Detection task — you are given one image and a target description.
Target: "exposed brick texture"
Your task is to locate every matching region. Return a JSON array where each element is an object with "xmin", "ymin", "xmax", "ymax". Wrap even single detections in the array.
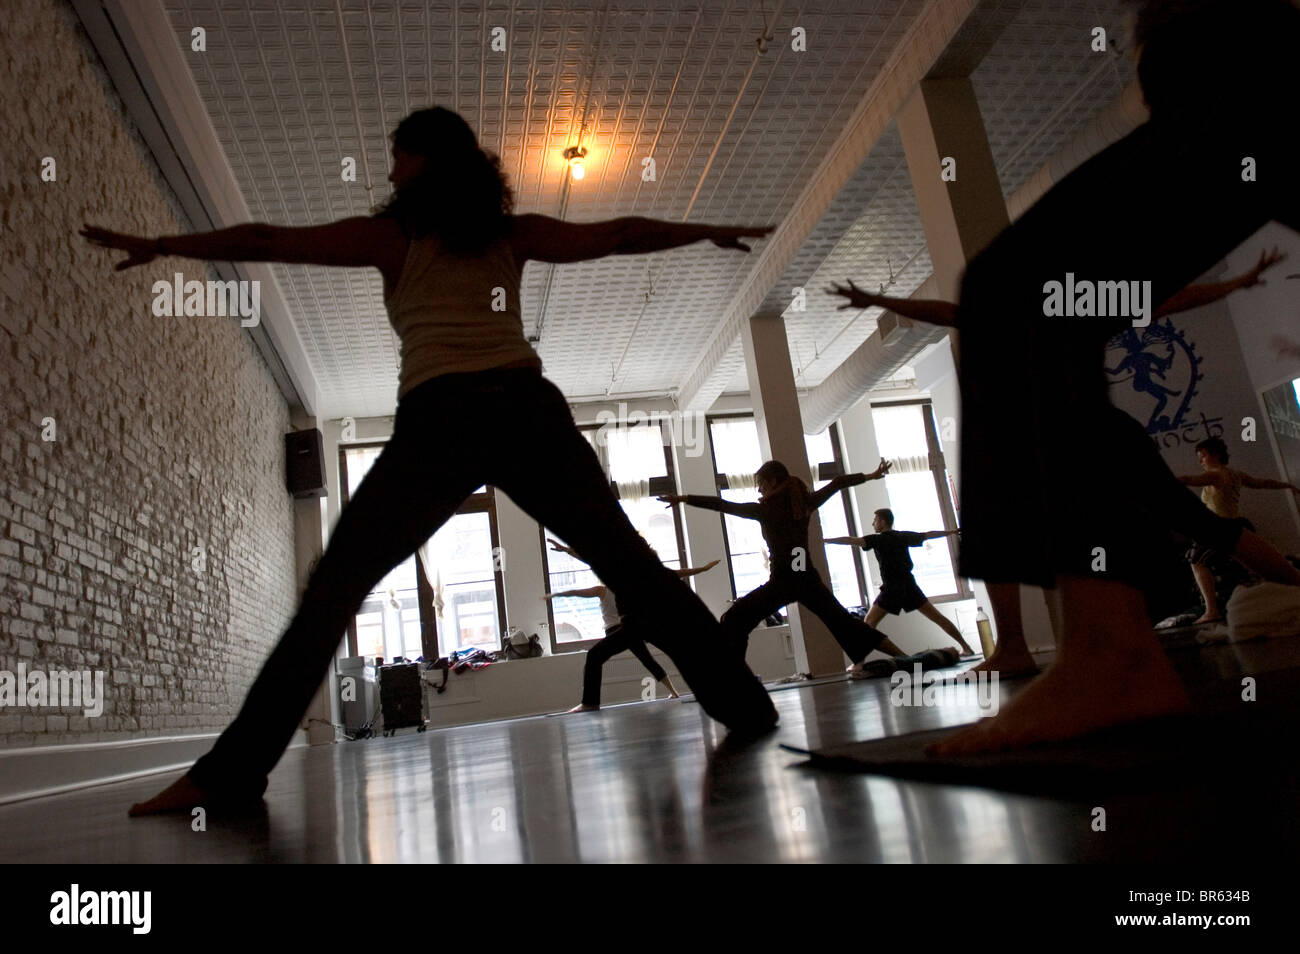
[{"xmin": 0, "ymin": 0, "xmax": 297, "ymax": 745}]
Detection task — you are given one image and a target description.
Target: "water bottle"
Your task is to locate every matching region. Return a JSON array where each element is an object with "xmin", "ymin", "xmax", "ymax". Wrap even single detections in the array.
[{"xmin": 976, "ymin": 606, "xmax": 995, "ymax": 658}]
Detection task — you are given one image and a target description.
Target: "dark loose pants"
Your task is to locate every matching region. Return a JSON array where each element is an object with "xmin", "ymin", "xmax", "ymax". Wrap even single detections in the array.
[
  {"xmin": 190, "ymin": 368, "xmax": 774, "ymax": 798},
  {"xmin": 720, "ymin": 570, "xmax": 886, "ymax": 666},
  {"xmin": 581, "ymin": 619, "xmax": 667, "ymax": 708},
  {"xmin": 955, "ymin": 110, "xmax": 1295, "ymax": 587}
]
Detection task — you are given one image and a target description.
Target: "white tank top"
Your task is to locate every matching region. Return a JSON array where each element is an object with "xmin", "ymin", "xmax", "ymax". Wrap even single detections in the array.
[
  {"xmin": 598, "ymin": 589, "xmax": 623, "ymax": 630},
  {"xmin": 384, "ymin": 233, "xmax": 542, "ymax": 398}
]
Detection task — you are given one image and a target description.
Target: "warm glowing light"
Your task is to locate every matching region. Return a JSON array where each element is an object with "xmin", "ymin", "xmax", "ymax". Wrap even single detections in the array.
[{"xmin": 562, "ymin": 145, "xmax": 588, "ymax": 182}]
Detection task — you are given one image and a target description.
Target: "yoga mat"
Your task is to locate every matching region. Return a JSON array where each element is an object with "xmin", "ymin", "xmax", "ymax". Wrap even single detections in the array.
[
  {"xmin": 782, "ymin": 705, "xmax": 1300, "ymax": 799},
  {"xmin": 764, "ymin": 673, "xmax": 853, "ymax": 693}
]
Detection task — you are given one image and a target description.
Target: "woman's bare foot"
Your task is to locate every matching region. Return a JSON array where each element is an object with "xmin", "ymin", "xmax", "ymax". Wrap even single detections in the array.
[
  {"xmin": 928, "ymin": 645, "xmax": 1190, "ymax": 757},
  {"xmin": 129, "ymin": 774, "xmax": 212, "ymax": 816},
  {"xmin": 929, "ymin": 575, "xmax": 1193, "ymax": 757},
  {"xmin": 1193, "ymin": 612, "xmax": 1223, "ymax": 625},
  {"xmin": 568, "ymin": 703, "xmax": 599, "ymax": 713}
]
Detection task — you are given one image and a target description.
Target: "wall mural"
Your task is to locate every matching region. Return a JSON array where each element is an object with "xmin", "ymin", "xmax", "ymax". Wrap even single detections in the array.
[{"xmin": 1105, "ymin": 319, "xmax": 1221, "ymax": 448}]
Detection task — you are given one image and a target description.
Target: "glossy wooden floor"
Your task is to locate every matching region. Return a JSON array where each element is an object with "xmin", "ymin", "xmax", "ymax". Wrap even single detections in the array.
[{"xmin": 3, "ymin": 639, "xmax": 1297, "ymax": 863}]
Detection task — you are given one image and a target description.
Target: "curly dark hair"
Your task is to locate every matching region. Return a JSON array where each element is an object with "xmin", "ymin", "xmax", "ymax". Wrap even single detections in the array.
[
  {"xmin": 1195, "ymin": 436, "xmax": 1230, "ymax": 464},
  {"xmin": 376, "ymin": 107, "xmax": 515, "ymax": 256}
]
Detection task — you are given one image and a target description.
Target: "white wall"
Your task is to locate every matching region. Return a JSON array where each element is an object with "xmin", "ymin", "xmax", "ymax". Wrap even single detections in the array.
[
  {"xmin": 1224, "ymin": 223, "xmax": 1300, "ymax": 553},
  {"xmin": 1106, "ymin": 251, "xmax": 1300, "ymax": 556}
]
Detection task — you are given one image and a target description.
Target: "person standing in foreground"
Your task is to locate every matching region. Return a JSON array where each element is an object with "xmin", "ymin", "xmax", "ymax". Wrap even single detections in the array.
[{"xmin": 83, "ymin": 106, "xmax": 779, "ymax": 814}]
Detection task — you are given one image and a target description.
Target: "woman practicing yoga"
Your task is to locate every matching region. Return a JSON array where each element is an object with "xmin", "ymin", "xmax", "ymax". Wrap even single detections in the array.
[
  {"xmin": 1177, "ymin": 437, "xmax": 1300, "ymax": 623},
  {"xmin": 841, "ymin": 0, "xmax": 1300, "ymax": 755},
  {"xmin": 659, "ymin": 460, "xmax": 896, "ymax": 666},
  {"xmin": 82, "ymin": 106, "xmax": 779, "ymax": 814},
  {"xmin": 542, "ymin": 538, "xmax": 720, "ymax": 710},
  {"xmin": 827, "ymin": 246, "xmax": 1287, "ymax": 678}
]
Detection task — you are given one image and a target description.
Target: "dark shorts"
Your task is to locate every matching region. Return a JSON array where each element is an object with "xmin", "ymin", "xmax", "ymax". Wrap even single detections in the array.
[
  {"xmin": 1186, "ymin": 518, "xmax": 1253, "ymax": 566},
  {"xmin": 874, "ymin": 581, "xmax": 928, "ymax": 615}
]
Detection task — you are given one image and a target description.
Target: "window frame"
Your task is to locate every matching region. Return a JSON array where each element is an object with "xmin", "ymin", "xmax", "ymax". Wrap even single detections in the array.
[
  {"xmin": 818, "ymin": 422, "xmax": 870, "ymax": 608},
  {"xmin": 704, "ymin": 415, "xmax": 869, "ymax": 607},
  {"xmin": 704, "ymin": 412, "xmax": 761, "ymax": 601},
  {"xmin": 867, "ymin": 397, "xmax": 971, "ymax": 602},
  {"xmin": 539, "ymin": 418, "xmax": 688, "ymax": 654},
  {"xmin": 339, "ymin": 441, "xmax": 509, "ymax": 660}
]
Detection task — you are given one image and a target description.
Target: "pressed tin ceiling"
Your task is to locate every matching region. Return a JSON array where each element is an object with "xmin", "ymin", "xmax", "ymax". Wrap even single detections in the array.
[{"xmin": 161, "ymin": 0, "xmax": 1135, "ymax": 418}]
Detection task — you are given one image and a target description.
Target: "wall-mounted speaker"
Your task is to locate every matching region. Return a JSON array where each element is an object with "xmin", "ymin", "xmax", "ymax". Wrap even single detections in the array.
[{"xmin": 285, "ymin": 428, "xmax": 327, "ymax": 498}]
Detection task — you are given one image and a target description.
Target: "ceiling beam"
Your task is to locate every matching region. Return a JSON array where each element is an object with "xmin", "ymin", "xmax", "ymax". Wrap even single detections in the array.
[{"xmin": 676, "ymin": 0, "xmax": 980, "ymax": 412}]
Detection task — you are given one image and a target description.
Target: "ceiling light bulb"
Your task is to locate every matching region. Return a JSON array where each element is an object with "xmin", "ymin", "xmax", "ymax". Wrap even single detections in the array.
[{"xmin": 563, "ymin": 145, "xmax": 588, "ymax": 182}]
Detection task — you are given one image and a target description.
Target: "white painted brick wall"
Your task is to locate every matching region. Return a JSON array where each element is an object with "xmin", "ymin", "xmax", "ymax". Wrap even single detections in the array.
[{"xmin": 0, "ymin": 0, "xmax": 298, "ymax": 745}]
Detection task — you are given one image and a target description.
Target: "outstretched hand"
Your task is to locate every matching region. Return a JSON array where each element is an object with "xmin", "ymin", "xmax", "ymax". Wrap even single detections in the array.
[
  {"xmin": 1243, "ymin": 247, "xmax": 1285, "ymax": 286},
  {"xmin": 657, "ymin": 494, "xmax": 684, "ymax": 507},
  {"xmin": 710, "ymin": 226, "xmax": 773, "ymax": 253},
  {"xmin": 1273, "ymin": 336, "xmax": 1300, "ymax": 360},
  {"xmin": 80, "ymin": 225, "xmax": 157, "ymax": 271},
  {"xmin": 547, "ymin": 537, "xmax": 575, "ymax": 556},
  {"xmin": 871, "ymin": 459, "xmax": 893, "ymax": 479},
  {"xmin": 825, "ymin": 278, "xmax": 878, "ymax": 311}
]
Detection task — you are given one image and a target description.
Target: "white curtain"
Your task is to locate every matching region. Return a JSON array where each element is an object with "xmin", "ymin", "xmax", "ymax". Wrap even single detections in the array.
[
  {"xmin": 416, "ymin": 543, "xmax": 445, "ymax": 619},
  {"xmin": 615, "ymin": 477, "xmax": 651, "ymax": 502},
  {"xmin": 885, "ymin": 454, "xmax": 931, "ymax": 475},
  {"xmin": 727, "ymin": 471, "xmax": 758, "ymax": 491}
]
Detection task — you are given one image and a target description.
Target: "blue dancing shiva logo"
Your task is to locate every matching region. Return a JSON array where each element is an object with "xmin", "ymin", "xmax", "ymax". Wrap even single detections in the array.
[{"xmin": 1105, "ymin": 319, "xmax": 1204, "ymax": 434}]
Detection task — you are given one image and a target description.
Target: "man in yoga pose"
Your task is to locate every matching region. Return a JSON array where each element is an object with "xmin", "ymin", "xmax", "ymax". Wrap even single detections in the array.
[
  {"xmin": 879, "ymin": 0, "xmax": 1300, "ymax": 754},
  {"xmin": 83, "ymin": 106, "xmax": 779, "ymax": 814},
  {"xmin": 1177, "ymin": 436, "xmax": 1300, "ymax": 622},
  {"xmin": 660, "ymin": 460, "xmax": 899, "ymax": 668},
  {"xmin": 542, "ymin": 538, "xmax": 719, "ymax": 710},
  {"xmin": 826, "ymin": 508, "xmax": 975, "ymax": 664},
  {"xmin": 826, "ymin": 246, "xmax": 1286, "ymax": 679}
]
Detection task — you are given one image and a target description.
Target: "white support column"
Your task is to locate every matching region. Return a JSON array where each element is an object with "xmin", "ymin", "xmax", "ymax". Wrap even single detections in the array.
[{"xmin": 740, "ymin": 312, "xmax": 844, "ymax": 676}]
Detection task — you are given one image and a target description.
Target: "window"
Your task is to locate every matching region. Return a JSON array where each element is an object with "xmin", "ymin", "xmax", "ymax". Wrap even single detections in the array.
[
  {"xmin": 340, "ymin": 444, "xmax": 507, "ymax": 660},
  {"xmin": 421, "ymin": 502, "xmax": 506, "ymax": 656},
  {"xmin": 804, "ymin": 428, "xmax": 869, "ymax": 609},
  {"xmin": 1261, "ymin": 377, "xmax": 1300, "ymax": 499},
  {"xmin": 869, "ymin": 400, "xmax": 966, "ymax": 599},
  {"xmin": 707, "ymin": 416, "xmax": 768, "ymax": 601},
  {"xmin": 706, "ymin": 417, "xmax": 867, "ymax": 608},
  {"xmin": 541, "ymin": 419, "xmax": 688, "ymax": 651}
]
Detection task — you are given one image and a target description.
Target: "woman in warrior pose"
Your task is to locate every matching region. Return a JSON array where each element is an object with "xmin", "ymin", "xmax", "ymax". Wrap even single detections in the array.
[{"xmin": 84, "ymin": 106, "xmax": 780, "ymax": 813}]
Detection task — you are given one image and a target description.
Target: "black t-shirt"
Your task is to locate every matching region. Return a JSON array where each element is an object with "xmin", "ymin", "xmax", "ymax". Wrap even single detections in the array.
[{"xmin": 859, "ymin": 530, "xmax": 927, "ymax": 587}]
